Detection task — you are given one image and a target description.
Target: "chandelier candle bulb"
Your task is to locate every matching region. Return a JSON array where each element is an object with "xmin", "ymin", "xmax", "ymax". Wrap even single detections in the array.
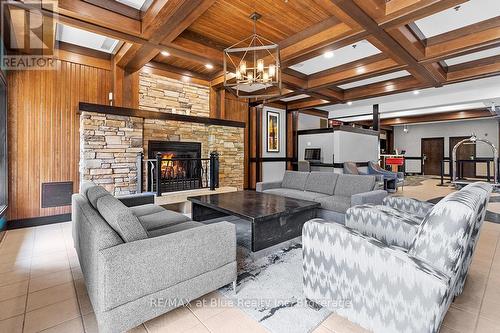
[
  {"xmin": 247, "ymin": 71, "xmax": 254, "ymax": 83},
  {"xmin": 257, "ymin": 59, "xmax": 264, "ymax": 73},
  {"xmin": 263, "ymin": 71, "xmax": 269, "ymax": 82},
  {"xmin": 236, "ymin": 69, "xmax": 242, "ymax": 79},
  {"xmin": 240, "ymin": 61, "xmax": 247, "ymax": 74},
  {"xmin": 268, "ymin": 64, "xmax": 276, "ymax": 78}
]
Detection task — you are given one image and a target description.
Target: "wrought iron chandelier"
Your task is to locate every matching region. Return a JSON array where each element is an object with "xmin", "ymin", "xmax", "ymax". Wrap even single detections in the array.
[{"xmin": 223, "ymin": 12, "xmax": 281, "ymax": 99}]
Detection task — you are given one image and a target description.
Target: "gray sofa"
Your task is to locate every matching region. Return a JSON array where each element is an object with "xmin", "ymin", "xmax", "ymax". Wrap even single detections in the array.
[
  {"xmin": 256, "ymin": 171, "xmax": 387, "ymax": 223},
  {"xmin": 303, "ymin": 182, "xmax": 492, "ymax": 333},
  {"xmin": 72, "ymin": 183, "xmax": 237, "ymax": 333}
]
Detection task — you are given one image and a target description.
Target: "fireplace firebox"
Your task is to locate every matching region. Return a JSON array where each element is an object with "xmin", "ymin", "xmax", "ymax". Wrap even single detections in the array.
[{"xmin": 147, "ymin": 141, "xmax": 205, "ymax": 193}]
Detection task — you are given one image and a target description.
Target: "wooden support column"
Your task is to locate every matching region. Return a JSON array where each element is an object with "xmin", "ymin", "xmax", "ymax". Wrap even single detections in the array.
[
  {"xmin": 373, "ymin": 104, "xmax": 380, "ymax": 132},
  {"xmin": 286, "ymin": 108, "xmax": 299, "ymax": 170},
  {"xmin": 112, "ymin": 55, "xmax": 139, "ymax": 108}
]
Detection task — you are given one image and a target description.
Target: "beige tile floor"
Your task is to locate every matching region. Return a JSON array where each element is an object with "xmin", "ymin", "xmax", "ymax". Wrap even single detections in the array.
[{"xmin": 0, "ymin": 178, "xmax": 499, "ymax": 333}]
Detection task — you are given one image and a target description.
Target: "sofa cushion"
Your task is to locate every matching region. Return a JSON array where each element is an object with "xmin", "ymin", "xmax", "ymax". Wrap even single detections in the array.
[
  {"xmin": 86, "ymin": 186, "xmax": 111, "ymax": 209},
  {"xmin": 264, "ymin": 188, "xmax": 328, "ymax": 201},
  {"xmin": 96, "ymin": 195, "xmax": 148, "ymax": 242},
  {"xmin": 281, "ymin": 171, "xmax": 309, "ymax": 190},
  {"xmin": 305, "ymin": 172, "xmax": 338, "ymax": 195},
  {"xmin": 130, "ymin": 204, "xmax": 165, "ymax": 218},
  {"xmin": 334, "ymin": 174, "xmax": 376, "ymax": 197},
  {"xmin": 80, "ymin": 181, "xmax": 97, "ymax": 199},
  {"xmin": 138, "ymin": 210, "xmax": 191, "ymax": 231},
  {"xmin": 314, "ymin": 195, "xmax": 351, "ymax": 214},
  {"xmin": 147, "ymin": 221, "xmax": 204, "ymax": 238}
]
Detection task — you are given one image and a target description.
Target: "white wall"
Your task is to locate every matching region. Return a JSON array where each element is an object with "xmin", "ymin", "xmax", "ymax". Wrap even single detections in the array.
[
  {"xmin": 298, "ymin": 133, "xmax": 334, "ymax": 163},
  {"xmin": 297, "ymin": 130, "xmax": 379, "ymax": 164},
  {"xmin": 394, "ymin": 118, "xmax": 499, "ymax": 174},
  {"xmin": 261, "ymin": 106, "xmax": 286, "ymax": 182},
  {"xmin": 333, "ymin": 131, "xmax": 379, "ymax": 163},
  {"xmin": 298, "ymin": 113, "xmax": 326, "ymax": 130}
]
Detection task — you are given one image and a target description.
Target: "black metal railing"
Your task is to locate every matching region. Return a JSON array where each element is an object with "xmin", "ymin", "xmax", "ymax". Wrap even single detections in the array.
[{"xmin": 144, "ymin": 152, "xmax": 219, "ymax": 196}]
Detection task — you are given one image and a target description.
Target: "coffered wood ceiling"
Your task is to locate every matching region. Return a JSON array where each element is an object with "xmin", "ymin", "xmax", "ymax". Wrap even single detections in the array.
[{"xmin": 4, "ymin": 0, "xmax": 500, "ymax": 110}]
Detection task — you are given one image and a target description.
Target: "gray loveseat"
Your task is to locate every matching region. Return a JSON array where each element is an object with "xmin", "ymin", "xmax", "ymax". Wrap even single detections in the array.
[
  {"xmin": 256, "ymin": 171, "xmax": 387, "ymax": 223},
  {"xmin": 72, "ymin": 183, "xmax": 237, "ymax": 333}
]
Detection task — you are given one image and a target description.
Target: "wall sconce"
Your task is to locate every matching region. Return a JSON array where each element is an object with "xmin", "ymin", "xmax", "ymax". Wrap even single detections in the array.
[
  {"xmin": 403, "ymin": 124, "xmax": 409, "ymax": 133},
  {"xmin": 108, "ymin": 92, "xmax": 113, "ymax": 106}
]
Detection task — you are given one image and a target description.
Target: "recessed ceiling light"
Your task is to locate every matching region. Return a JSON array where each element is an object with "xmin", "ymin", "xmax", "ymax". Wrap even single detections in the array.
[
  {"xmin": 356, "ymin": 67, "xmax": 366, "ymax": 74},
  {"xmin": 413, "ymin": 90, "xmax": 420, "ymax": 95},
  {"xmin": 347, "ymin": 101, "xmax": 353, "ymax": 106},
  {"xmin": 324, "ymin": 51, "xmax": 334, "ymax": 59},
  {"xmin": 160, "ymin": 50, "xmax": 170, "ymax": 56},
  {"xmin": 205, "ymin": 64, "xmax": 214, "ymax": 69}
]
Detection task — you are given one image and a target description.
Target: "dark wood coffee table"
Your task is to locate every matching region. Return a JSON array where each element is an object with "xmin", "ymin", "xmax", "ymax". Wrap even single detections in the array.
[{"xmin": 188, "ymin": 191, "xmax": 320, "ymax": 252}]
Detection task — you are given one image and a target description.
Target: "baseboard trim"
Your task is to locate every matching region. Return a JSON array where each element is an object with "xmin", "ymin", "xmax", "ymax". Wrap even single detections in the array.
[{"xmin": 7, "ymin": 213, "xmax": 71, "ymax": 230}]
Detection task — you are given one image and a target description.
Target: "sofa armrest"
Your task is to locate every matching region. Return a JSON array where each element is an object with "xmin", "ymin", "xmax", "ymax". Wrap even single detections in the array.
[
  {"xmin": 382, "ymin": 196, "xmax": 434, "ymax": 218},
  {"xmin": 256, "ymin": 181, "xmax": 282, "ymax": 192},
  {"xmin": 117, "ymin": 192, "xmax": 155, "ymax": 207},
  {"xmin": 302, "ymin": 219, "xmax": 451, "ymax": 333},
  {"xmin": 345, "ymin": 204, "xmax": 421, "ymax": 248},
  {"xmin": 96, "ymin": 221, "xmax": 236, "ymax": 312},
  {"xmin": 351, "ymin": 189, "xmax": 387, "ymax": 206}
]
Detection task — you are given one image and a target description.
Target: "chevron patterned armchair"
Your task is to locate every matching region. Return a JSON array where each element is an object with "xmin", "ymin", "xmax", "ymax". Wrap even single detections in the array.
[{"xmin": 302, "ymin": 182, "xmax": 492, "ymax": 333}]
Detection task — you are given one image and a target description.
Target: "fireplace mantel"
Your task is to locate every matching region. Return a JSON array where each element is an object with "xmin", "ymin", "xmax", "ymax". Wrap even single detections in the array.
[{"xmin": 78, "ymin": 102, "xmax": 246, "ymax": 128}]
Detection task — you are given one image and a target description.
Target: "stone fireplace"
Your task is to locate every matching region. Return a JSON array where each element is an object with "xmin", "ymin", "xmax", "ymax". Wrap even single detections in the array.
[
  {"xmin": 79, "ymin": 72, "xmax": 244, "ymax": 196},
  {"xmin": 147, "ymin": 141, "xmax": 205, "ymax": 193}
]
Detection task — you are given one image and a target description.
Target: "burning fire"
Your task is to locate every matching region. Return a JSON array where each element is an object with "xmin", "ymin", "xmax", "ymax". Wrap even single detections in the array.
[{"xmin": 161, "ymin": 153, "xmax": 187, "ymax": 179}]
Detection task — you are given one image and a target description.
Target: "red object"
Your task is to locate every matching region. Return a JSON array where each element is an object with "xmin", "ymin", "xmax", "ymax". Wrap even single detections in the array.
[{"xmin": 386, "ymin": 157, "xmax": 404, "ymax": 166}]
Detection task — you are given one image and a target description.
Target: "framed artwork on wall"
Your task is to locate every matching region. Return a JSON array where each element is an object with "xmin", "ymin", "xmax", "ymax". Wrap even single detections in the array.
[{"xmin": 267, "ymin": 111, "xmax": 280, "ymax": 153}]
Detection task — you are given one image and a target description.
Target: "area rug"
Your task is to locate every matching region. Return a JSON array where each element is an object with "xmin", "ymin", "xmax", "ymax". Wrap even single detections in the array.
[{"xmin": 219, "ymin": 240, "xmax": 331, "ymax": 333}]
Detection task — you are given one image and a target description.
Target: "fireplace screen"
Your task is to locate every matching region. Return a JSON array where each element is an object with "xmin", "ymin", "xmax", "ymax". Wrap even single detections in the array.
[{"xmin": 148, "ymin": 141, "xmax": 206, "ymax": 193}]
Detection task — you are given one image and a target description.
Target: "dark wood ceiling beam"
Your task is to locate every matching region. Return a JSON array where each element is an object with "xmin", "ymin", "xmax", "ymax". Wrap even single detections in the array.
[
  {"xmin": 123, "ymin": 0, "xmax": 217, "ymax": 72},
  {"xmin": 387, "ymin": 24, "xmax": 426, "ymax": 61},
  {"xmin": 379, "ymin": 109, "xmax": 492, "ymax": 126},
  {"xmin": 332, "ymin": 0, "xmax": 441, "ymax": 86},
  {"xmin": 309, "ymin": 88, "xmax": 344, "ymax": 102},
  {"xmin": 280, "ymin": 21, "xmax": 353, "ymax": 61},
  {"xmin": 82, "ymin": 0, "xmax": 141, "ymax": 20},
  {"xmin": 144, "ymin": 61, "xmax": 211, "ymax": 81},
  {"xmin": 300, "ymin": 109, "xmax": 330, "ymax": 118},
  {"xmin": 281, "ymin": 70, "xmax": 308, "ymax": 90},
  {"xmin": 287, "ymin": 97, "xmax": 332, "ymax": 110},
  {"xmin": 446, "ymin": 55, "xmax": 500, "ymax": 83},
  {"xmin": 56, "ymin": 0, "xmax": 141, "ymax": 36},
  {"xmin": 167, "ymin": 38, "xmax": 223, "ymax": 66},
  {"xmin": 380, "ymin": 0, "xmax": 468, "ymax": 28},
  {"xmin": 423, "ymin": 18, "xmax": 500, "ymax": 62},
  {"xmin": 281, "ymin": 29, "xmax": 368, "ymax": 68},
  {"xmin": 307, "ymin": 56, "xmax": 403, "ymax": 89},
  {"xmin": 343, "ymin": 75, "xmax": 428, "ymax": 101}
]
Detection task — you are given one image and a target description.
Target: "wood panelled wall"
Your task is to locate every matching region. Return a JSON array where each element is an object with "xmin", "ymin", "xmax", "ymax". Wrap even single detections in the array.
[{"xmin": 8, "ymin": 60, "xmax": 111, "ymax": 220}]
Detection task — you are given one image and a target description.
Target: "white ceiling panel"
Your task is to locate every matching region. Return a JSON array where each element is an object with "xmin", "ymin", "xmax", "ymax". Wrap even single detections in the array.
[
  {"xmin": 444, "ymin": 46, "xmax": 500, "ymax": 66},
  {"xmin": 289, "ymin": 40, "xmax": 381, "ymax": 75},
  {"xmin": 56, "ymin": 24, "xmax": 120, "ymax": 53},
  {"xmin": 414, "ymin": 0, "xmax": 500, "ymax": 38},
  {"xmin": 116, "ymin": 0, "xmax": 147, "ymax": 10},
  {"xmin": 338, "ymin": 70, "xmax": 411, "ymax": 90},
  {"xmin": 280, "ymin": 94, "xmax": 310, "ymax": 102}
]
